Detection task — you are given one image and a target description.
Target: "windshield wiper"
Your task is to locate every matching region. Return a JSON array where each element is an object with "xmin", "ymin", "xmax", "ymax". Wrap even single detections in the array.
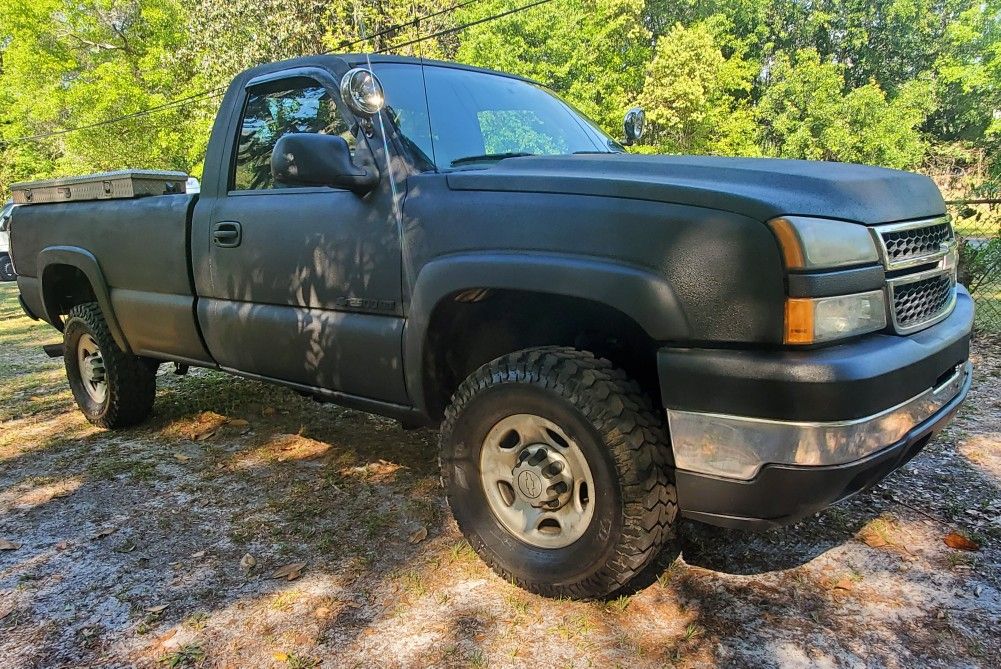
[{"xmin": 450, "ymin": 152, "xmax": 535, "ymax": 166}]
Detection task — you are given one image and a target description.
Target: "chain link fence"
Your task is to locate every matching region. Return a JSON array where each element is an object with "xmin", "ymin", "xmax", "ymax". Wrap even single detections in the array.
[{"xmin": 950, "ymin": 198, "xmax": 1001, "ymax": 332}]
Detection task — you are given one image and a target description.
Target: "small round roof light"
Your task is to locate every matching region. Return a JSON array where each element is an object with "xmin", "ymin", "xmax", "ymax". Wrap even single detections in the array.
[{"xmin": 340, "ymin": 68, "xmax": 385, "ymax": 116}]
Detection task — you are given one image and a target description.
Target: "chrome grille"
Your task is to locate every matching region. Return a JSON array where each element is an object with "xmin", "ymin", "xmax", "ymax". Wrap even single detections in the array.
[
  {"xmin": 881, "ymin": 222, "xmax": 952, "ymax": 266},
  {"xmin": 873, "ymin": 217, "xmax": 953, "ymax": 270},
  {"xmin": 874, "ymin": 217, "xmax": 958, "ymax": 334},
  {"xmin": 890, "ymin": 273, "xmax": 954, "ymax": 331}
]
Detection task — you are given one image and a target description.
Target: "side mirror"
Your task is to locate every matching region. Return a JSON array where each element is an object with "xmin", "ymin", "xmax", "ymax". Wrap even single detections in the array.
[
  {"xmin": 271, "ymin": 133, "xmax": 379, "ymax": 195},
  {"xmin": 623, "ymin": 107, "xmax": 645, "ymax": 145}
]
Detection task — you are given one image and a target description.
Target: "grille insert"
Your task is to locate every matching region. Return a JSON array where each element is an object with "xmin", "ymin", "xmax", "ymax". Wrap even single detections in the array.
[
  {"xmin": 878, "ymin": 221, "xmax": 952, "ymax": 268},
  {"xmin": 891, "ymin": 273, "xmax": 954, "ymax": 331}
]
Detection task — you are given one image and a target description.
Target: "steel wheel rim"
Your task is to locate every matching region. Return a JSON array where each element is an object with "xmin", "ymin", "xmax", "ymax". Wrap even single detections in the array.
[
  {"xmin": 77, "ymin": 333, "xmax": 107, "ymax": 404},
  {"xmin": 479, "ymin": 414, "xmax": 596, "ymax": 549}
]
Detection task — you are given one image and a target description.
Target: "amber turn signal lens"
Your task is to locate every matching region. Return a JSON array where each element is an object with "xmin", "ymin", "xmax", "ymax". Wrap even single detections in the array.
[
  {"xmin": 770, "ymin": 218, "xmax": 806, "ymax": 269},
  {"xmin": 784, "ymin": 298, "xmax": 815, "ymax": 344}
]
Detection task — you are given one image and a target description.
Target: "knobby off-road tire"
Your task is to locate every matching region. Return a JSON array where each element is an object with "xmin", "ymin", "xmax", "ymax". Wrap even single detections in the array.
[
  {"xmin": 64, "ymin": 302, "xmax": 156, "ymax": 429},
  {"xmin": 439, "ymin": 346, "xmax": 678, "ymax": 599}
]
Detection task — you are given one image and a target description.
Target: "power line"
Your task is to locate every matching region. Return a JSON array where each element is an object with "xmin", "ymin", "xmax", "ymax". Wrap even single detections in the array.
[
  {"xmin": 5, "ymin": 0, "xmax": 488, "ymax": 145},
  {"xmin": 3, "ymin": 88, "xmax": 225, "ymax": 145},
  {"xmin": 3, "ymin": 0, "xmax": 479, "ymax": 146},
  {"xmin": 376, "ymin": 0, "xmax": 555, "ymax": 53},
  {"xmin": 3, "ymin": 0, "xmax": 557, "ymax": 146},
  {"xmin": 327, "ymin": 0, "xmax": 485, "ymax": 53}
]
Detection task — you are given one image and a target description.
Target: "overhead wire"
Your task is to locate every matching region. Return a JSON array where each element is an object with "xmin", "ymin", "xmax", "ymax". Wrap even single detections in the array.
[
  {"xmin": 325, "ymin": 0, "xmax": 485, "ymax": 53},
  {"xmin": 2, "ymin": 88, "xmax": 226, "ymax": 146},
  {"xmin": 2, "ymin": 0, "xmax": 556, "ymax": 146},
  {"xmin": 376, "ymin": 0, "xmax": 554, "ymax": 53}
]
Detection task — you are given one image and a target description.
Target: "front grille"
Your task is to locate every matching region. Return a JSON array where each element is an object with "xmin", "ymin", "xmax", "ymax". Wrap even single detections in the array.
[
  {"xmin": 875, "ymin": 218, "xmax": 953, "ymax": 269},
  {"xmin": 891, "ymin": 273, "xmax": 954, "ymax": 331},
  {"xmin": 874, "ymin": 217, "xmax": 957, "ymax": 334}
]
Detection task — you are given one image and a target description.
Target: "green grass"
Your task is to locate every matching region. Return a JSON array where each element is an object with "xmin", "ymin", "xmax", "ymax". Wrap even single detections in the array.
[{"xmin": 159, "ymin": 644, "xmax": 205, "ymax": 668}]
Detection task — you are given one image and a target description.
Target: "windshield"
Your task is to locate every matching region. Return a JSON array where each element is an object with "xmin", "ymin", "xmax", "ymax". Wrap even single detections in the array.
[{"xmin": 374, "ymin": 63, "xmax": 620, "ymax": 170}]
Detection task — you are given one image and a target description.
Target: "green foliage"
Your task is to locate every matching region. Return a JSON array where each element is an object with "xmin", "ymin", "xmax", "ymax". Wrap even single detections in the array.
[
  {"xmin": 0, "ymin": 0, "xmax": 211, "ymax": 191},
  {"xmin": 0, "ymin": 0, "xmax": 999, "ymax": 194},
  {"xmin": 960, "ymin": 235, "xmax": 1001, "ymax": 283},
  {"xmin": 757, "ymin": 49, "xmax": 934, "ymax": 168},
  {"xmin": 456, "ymin": 0, "xmax": 651, "ymax": 133},
  {"xmin": 638, "ymin": 18, "xmax": 759, "ymax": 155}
]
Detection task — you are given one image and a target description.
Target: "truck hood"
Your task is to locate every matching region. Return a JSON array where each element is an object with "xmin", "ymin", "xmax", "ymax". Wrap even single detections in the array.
[{"xmin": 444, "ymin": 154, "xmax": 945, "ymax": 225}]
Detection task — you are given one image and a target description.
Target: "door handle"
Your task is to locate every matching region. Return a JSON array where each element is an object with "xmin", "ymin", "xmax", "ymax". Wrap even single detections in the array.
[{"xmin": 212, "ymin": 221, "xmax": 242, "ymax": 248}]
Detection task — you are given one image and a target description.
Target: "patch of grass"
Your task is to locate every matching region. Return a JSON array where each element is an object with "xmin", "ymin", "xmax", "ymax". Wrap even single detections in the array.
[
  {"xmin": 0, "ymin": 368, "xmax": 68, "ymax": 421},
  {"xmin": 946, "ymin": 551, "xmax": 973, "ymax": 568},
  {"xmin": 448, "ymin": 540, "xmax": 477, "ymax": 563},
  {"xmin": 363, "ymin": 509, "xmax": 397, "ymax": 539},
  {"xmin": 467, "ymin": 649, "xmax": 488, "ymax": 668},
  {"xmin": 280, "ymin": 652, "xmax": 319, "ymax": 669},
  {"xmin": 401, "ymin": 569, "xmax": 427, "ymax": 598},
  {"xmin": 605, "ymin": 594, "xmax": 631, "ymax": 613},
  {"xmin": 656, "ymin": 563, "xmax": 678, "ymax": 589},
  {"xmin": 404, "ymin": 497, "xmax": 442, "ymax": 526},
  {"xmin": 86, "ymin": 451, "xmax": 159, "ymax": 482},
  {"xmin": 684, "ymin": 622, "xmax": 704, "ymax": 641},
  {"xmin": 858, "ymin": 515, "xmax": 900, "ymax": 547},
  {"xmin": 185, "ymin": 611, "xmax": 209, "ymax": 630},
  {"xmin": 504, "ymin": 592, "xmax": 531, "ymax": 617},
  {"xmin": 551, "ymin": 612, "xmax": 594, "ymax": 641},
  {"xmin": 160, "ymin": 644, "xmax": 205, "ymax": 668},
  {"xmin": 269, "ymin": 590, "xmax": 301, "ymax": 612}
]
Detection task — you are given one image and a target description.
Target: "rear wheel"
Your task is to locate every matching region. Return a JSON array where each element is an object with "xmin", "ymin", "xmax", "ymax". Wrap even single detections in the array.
[
  {"xmin": 0, "ymin": 254, "xmax": 14, "ymax": 281},
  {"xmin": 64, "ymin": 303, "xmax": 156, "ymax": 428},
  {"xmin": 439, "ymin": 347, "xmax": 678, "ymax": 599}
]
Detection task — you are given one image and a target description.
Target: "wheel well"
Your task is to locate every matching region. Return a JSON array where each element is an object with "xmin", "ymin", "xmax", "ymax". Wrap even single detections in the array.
[
  {"xmin": 422, "ymin": 289, "xmax": 662, "ymax": 421},
  {"xmin": 42, "ymin": 264, "xmax": 97, "ymax": 327}
]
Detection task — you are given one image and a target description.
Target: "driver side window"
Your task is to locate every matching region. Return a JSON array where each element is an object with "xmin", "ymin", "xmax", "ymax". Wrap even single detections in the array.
[{"xmin": 232, "ymin": 80, "xmax": 354, "ymax": 191}]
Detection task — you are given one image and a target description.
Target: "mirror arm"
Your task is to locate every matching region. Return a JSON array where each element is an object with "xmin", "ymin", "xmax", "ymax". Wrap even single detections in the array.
[{"xmin": 340, "ymin": 154, "xmax": 380, "ymax": 195}]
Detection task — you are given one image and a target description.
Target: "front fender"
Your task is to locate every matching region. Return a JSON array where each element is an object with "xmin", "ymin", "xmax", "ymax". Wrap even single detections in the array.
[
  {"xmin": 402, "ymin": 251, "xmax": 690, "ymax": 415},
  {"xmin": 37, "ymin": 246, "xmax": 131, "ymax": 353}
]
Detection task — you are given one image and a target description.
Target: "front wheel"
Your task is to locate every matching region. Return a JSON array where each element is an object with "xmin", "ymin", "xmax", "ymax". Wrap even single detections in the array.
[
  {"xmin": 64, "ymin": 303, "xmax": 156, "ymax": 428},
  {"xmin": 439, "ymin": 347, "xmax": 678, "ymax": 599}
]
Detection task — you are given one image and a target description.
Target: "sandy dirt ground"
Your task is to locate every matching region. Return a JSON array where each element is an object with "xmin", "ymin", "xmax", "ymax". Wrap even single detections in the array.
[{"xmin": 1, "ymin": 282, "xmax": 999, "ymax": 668}]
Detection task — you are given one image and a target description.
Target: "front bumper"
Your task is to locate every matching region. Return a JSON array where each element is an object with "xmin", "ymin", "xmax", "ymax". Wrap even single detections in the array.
[{"xmin": 659, "ymin": 286, "xmax": 974, "ymax": 530}]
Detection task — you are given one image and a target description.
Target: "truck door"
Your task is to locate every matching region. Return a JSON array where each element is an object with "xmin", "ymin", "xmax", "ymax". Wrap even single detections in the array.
[{"xmin": 192, "ymin": 70, "xmax": 408, "ymax": 405}]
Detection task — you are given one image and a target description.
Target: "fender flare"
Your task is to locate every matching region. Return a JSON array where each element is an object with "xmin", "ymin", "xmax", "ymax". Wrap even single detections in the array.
[
  {"xmin": 37, "ymin": 246, "xmax": 132, "ymax": 353},
  {"xmin": 403, "ymin": 251, "xmax": 690, "ymax": 416}
]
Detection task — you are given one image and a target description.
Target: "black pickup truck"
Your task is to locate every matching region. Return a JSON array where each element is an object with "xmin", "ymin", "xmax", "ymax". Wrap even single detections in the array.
[{"xmin": 8, "ymin": 54, "xmax": 973, "ymax": 599}]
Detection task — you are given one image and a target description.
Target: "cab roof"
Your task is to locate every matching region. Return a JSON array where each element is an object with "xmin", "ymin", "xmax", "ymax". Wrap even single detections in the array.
[{"xmin": 238, "ymin": 53, "xmax": 540, "ymax": 87}]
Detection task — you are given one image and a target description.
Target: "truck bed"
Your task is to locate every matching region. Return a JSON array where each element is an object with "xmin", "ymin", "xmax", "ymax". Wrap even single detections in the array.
[{"xmin": 12, "ymin": 194, "xmax": 211, "ymax": 363}]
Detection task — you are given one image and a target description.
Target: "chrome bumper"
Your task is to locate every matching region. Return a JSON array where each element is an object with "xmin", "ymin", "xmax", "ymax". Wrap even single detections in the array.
[{"xmin": 667, "ymin": 361, "xmax": 972, "ymax": 480}]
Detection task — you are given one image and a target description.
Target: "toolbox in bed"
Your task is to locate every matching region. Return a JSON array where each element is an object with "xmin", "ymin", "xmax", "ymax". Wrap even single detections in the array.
[{"xmin": 11, "ymin": 170, "xmax": 189, "ymax": 205}]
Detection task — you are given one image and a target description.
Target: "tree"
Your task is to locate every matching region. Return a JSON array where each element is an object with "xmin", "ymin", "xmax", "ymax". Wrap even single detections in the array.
[
  {"xmin": 638, "ymin": 19, "xmax": 759, "ymax": 155},
  {"xmin": 183, "ymin": 0, "xmax": 335, "ymax": 87},
  {"xmin": 455, "ymin": 0, "xmax": 651, "ymax": 134},
  {"xmin": 0, "ymin": 0, "xmax": 207, "ymax": 191},
  {"xmin": 757, "ymin": 49, "xmax": 934, "ymax": 168}
]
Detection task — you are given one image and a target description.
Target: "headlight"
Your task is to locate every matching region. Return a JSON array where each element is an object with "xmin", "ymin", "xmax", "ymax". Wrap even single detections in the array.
[
  {"xmin": 769, "ymin": 216, "xmax": 880, "ymax": 269},
  {"xmin": 785, "ymin": 290, "xmax": 887, "ymax": 344}
]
